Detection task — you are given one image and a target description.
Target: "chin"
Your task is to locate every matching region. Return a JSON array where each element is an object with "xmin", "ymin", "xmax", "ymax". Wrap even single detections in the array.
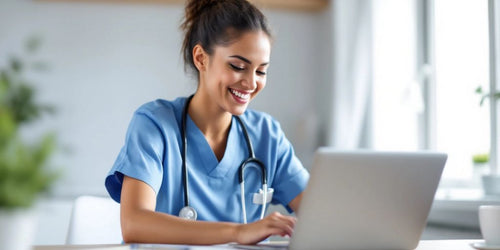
[{"xmin": 229, "ymin": 106, "xmax": 248, "ymax": 116}]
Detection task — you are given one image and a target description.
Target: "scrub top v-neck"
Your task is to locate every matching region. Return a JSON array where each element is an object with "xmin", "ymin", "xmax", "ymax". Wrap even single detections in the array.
[{"xmin": 105, "ymin": 97, "xmax": 309, "ymax": 223}]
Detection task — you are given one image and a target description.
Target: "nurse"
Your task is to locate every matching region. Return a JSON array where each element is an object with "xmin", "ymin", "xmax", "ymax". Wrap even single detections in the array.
[{"xmin": 105, "ymin": 0, "xmax": 309, "ymax": 245}]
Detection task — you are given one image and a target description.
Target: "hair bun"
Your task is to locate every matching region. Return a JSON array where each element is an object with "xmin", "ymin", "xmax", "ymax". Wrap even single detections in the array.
[{"xmin": 181, "ymin": 0, "xmax": 220, "ymax": 32}]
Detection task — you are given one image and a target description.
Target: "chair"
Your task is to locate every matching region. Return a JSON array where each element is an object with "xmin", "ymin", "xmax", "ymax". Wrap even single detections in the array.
[{"xmin": 66, "ymin": 195, "xmax": 122, "ymax": 244}]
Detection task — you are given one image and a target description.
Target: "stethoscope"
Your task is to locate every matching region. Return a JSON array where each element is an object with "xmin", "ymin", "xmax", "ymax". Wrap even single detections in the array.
[{"xmin": 178, "ymin": 95, "xmax": 270, "ymax": 223}]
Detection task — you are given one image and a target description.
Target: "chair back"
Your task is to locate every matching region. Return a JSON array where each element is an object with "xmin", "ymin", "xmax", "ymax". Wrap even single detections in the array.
[{"xmin": 66, "ymin": 195, "xmax": 121, "ymax": 244}]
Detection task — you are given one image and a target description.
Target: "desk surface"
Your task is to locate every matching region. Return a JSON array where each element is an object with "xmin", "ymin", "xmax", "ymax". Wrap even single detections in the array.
[{"xmin": 33, "ymin": 239, "xmax": 483, "ymax": 250}]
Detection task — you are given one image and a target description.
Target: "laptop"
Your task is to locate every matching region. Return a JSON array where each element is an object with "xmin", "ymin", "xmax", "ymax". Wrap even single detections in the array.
[
  {"xmin": 287, "ymin": 148, "xmax": 447, "ymax": 250},
  {"xmin": 234, "ymin": 148, "xmax": 447, "ymax": 250}
]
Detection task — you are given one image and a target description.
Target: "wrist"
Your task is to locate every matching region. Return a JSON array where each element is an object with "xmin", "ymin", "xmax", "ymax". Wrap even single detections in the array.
[{"xmin": 229, "ymin": 223, "xmax": 242, "ymax": 243}]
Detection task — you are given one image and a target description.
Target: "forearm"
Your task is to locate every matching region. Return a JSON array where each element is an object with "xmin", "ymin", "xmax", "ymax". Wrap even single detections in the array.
[{"xmin": 122, "ymin": 208, "xmax": 239, "ymax": 245}]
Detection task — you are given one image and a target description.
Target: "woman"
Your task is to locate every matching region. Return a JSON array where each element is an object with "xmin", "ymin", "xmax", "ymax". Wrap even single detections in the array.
[{"xmin": 105, "ymin": 0, "xmax": 309, "ymax": 245}]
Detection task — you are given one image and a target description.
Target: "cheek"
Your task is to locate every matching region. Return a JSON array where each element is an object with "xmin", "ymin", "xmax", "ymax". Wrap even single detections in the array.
[
  {"xmin": 220, "ymin": 71, "xmax": 242, "ymax": 85},
  {"xmin": 256, "ymin": 79, "xmax": 266, "ymax": 91}
]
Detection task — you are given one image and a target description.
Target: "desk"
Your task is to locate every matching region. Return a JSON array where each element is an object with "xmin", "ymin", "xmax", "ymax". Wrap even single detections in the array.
[{"xmin": 33, "ymin": 239, "xmax": 481, "ymax": 250}]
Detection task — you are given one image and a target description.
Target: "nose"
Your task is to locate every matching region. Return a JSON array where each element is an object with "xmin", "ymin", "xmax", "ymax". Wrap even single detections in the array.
[{"xmin": 242, "ymin": 72, "xmax": 257, "ymax": 90}]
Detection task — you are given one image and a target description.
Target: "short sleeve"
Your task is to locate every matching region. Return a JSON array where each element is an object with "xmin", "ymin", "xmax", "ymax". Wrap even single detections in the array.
[
  {"xmin": 105, "ymin": 112, "xmax": 165, "ymax": 203},
  {"xmin": 271, "ymin": 123, "xmax": 309, "ymax": 213}
]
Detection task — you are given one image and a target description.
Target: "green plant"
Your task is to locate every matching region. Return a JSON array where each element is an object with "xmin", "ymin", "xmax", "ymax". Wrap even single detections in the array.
[
  {"xmin": 475, "ymin": 86, "xmax": 500, "ymax": 106},
  {"xmin": 472, "ymin": 86, "xmax": 494, "ymax": 165},
  {"xmin": 472, "ymin": 153, "xmax": 489, "ymax": 164},
  {"xmin": 0, "ymin": 37, "xmax": 58, "ymax": 208}
]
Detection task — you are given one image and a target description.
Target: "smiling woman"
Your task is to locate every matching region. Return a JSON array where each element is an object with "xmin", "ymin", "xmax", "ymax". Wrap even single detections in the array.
[{"xmin": 103, "ymin": 0, "xmax": 309, "ymax": 245}]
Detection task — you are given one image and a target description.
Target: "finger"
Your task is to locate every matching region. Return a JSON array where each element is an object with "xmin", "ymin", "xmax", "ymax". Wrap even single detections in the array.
[
  {"xmin": 282, "ymin": 223, "xmax": 294, "ymax": 236},
  {"xmin": 282, "ymin": 215, "xmax": 297, "ymax": 227},
  {"xmin": 266, "ymin": 227, "xmax": 285, "ymax": 237},
  {"xmin": 273, "ymin": 214, "xmax": 297, "ymax": 231},
  {"xmin": 267, "ymin": 217, "xmax": 294, "ymax": 237},
  {"xmin": 268, "ymin": 212, "xmax": 297, "ymax": 227}
]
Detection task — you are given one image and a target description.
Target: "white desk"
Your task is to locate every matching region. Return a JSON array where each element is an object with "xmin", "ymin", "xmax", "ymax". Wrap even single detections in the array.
[{"xmin": 33, "ymin": 239, "xmax": 481, "ymax": 250}]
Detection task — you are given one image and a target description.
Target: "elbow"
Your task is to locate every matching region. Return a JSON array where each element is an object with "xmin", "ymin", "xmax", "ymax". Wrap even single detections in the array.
[
  {"xmin": 120, "ymin": 211, "xmax": 142, "ymax": 243},
  {"xmin": 122, "ymin": 236, "xmax": 136, "ymax": 244},
  {"xmin": 121, "ymin": 228, "xmax": 134, "ymax": 244},
  {"xmin": 121, "ymin": 218, "xmax": 135, "ymax": 243},
  {"xmin": 122, "ymin": 235, "xmax": 133, "ymax": 244}
]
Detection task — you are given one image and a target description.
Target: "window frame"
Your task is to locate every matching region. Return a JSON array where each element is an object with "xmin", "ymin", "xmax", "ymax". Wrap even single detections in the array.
[
  {"xmin": 419, "ymin": 0, "xmax": 500, "ymax": 185},
  {"xmin": 488, "ymin": 0, "xmax": 500, "ymax": 176},
  {"xmin": 416, "ymin": 0, "xmax": 436, "ymax": 152}
]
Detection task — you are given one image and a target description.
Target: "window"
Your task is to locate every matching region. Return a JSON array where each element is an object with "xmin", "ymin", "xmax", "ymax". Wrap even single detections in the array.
[
  {"xmin": 372, "ymin": 0, "xmax": 493, "ymax": 188},
  {"xmin": 433, "ymin": 0, "xmax": 490, "ymax": 185}
]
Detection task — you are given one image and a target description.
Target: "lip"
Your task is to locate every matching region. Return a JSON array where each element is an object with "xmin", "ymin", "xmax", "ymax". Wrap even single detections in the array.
[{"xmin": 228, "ymin": 88, "xmax": 252, "ymax": 104}]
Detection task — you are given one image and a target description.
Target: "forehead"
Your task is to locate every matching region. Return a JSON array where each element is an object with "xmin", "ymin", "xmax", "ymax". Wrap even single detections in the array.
[{"xmin": 214, "ymin": 31, "xmax": 271, "ymax": 63}]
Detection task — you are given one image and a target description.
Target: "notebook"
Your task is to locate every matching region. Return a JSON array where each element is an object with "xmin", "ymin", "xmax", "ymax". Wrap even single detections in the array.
[{"xmin": 237, "ymin": 147, "xmax": 447, "ymax": 250}]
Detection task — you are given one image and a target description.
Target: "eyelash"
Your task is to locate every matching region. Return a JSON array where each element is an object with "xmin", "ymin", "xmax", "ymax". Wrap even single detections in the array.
[
  {"xmin": 229, "ymin": 64, "xmax": 267, "ymax": 76},
  {"xmin": 229, "ymin": 64, "xmax": 244, "ymax": 71}
]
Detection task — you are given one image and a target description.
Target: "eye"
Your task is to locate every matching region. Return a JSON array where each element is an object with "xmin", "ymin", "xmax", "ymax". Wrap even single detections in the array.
[
  {"xmin": 256, "ymin": 70, "xmax": 267, "ymax": 76},
  {"xmin": 229, "ymin": 63, "xmax": 244, "ymax": 71}
]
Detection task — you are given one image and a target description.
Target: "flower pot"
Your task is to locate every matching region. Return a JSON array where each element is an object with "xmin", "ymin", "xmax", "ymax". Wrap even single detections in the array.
[
  {"xmin": 482, "ymin": 174, "xmax": 500, "ymax": 196},
  {"xmin": 0, "ymin": 208, "xmax": 37, "ymax": 250}
]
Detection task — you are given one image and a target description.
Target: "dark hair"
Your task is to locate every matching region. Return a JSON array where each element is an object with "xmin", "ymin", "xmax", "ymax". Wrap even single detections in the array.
[{"xmin": 180, "ymin": 0, "xmax": 272, "ymax": 76}]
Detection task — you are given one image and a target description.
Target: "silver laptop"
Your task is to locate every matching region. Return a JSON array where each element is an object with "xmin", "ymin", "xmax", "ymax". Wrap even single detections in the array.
[{"xmin": 286, "ymin": 148, "xmax": 447, "ymax": 250}]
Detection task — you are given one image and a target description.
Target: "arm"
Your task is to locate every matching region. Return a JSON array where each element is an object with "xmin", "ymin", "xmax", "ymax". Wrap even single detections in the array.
[
  {"xmin": 288, "ymin": 192, "xmax": 303, "ymax": 214},
  {"xmin": 120, "ymin": 176, "xmax": 296, "ymax": 245}
]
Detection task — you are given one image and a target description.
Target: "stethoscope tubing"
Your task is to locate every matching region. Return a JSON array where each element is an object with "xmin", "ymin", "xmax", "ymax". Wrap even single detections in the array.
[
  {"xmin": 181, "ymin": 95, "xmax": 190, "ymax": 208},
  {"xmin": 180, "ymin": 95, "xmax": 268, "ymax": 223}
]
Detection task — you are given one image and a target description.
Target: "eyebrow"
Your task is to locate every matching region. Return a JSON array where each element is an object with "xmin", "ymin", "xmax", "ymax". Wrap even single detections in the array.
[{"xmin": 229, "ymin": 55, "xmax": 269, "ymax": 66}]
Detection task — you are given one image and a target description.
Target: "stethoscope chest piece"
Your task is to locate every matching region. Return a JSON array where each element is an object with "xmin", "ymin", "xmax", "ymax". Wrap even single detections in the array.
[{"xmin": 179, "ymin": 206, "xmax": 197, "ymax": 220}]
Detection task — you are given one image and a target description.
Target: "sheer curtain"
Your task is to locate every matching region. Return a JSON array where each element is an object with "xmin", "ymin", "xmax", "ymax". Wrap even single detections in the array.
[
  {"xmin": 327, "ymin": 0, "xmax": 421, "ymax": 150},
  {"xmin": 328, "ymin": 0, "xmax": 373, "ymax": 149}
]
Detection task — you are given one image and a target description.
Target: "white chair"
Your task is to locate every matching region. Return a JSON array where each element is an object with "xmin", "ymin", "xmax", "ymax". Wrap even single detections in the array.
[{"xmin": 66, "ymin": 195, "xmax": 122, "ymax": 244}]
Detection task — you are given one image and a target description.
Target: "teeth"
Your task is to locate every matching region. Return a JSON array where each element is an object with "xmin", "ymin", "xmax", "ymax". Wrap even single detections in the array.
[{"xmin": 230, "ymin": 89, "xmax": 250, "ymax": 99}]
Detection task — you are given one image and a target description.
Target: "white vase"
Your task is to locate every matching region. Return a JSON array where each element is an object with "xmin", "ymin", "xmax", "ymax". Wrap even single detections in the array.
[
  {"xmin": 0, "ymin": 208, "xmax": 37, "ymax": 250},
  {"xmin": 482, "ymin": 174, "xmax": 500, "ymax": 196}
]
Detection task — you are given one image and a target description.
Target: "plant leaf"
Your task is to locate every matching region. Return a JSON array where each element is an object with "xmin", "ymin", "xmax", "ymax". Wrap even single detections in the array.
[
  {"xmin": 475, "ymin": 86, "xmax": 483, "ymax": 94},
  {"xmin": 480, "ymin": 94, "xmax": 489, "ymax": 106},
  {"xmin": 9, "ymin": 57, "xmax": 23, "ymax": 73},
  {"xmin": 26, "ymin": 36, "xmax": 41, "ymax": 53}
]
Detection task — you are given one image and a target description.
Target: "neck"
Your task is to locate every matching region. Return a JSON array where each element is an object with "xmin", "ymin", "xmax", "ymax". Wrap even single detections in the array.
[{"xmin": 188, "ymin": 92, "xmax": 232, "ymax": 140}]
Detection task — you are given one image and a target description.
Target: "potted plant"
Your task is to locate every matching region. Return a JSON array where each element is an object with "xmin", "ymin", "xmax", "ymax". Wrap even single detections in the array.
[
  {"xmin": 472, "ymin": 153, "xmax": 489, "ymax": 181},
  {"xmin": 0, "ymin": 37, "xmax": 59, "ymax": 250},
  {"xmin": 475, "ymin": 86, "xmax": 500, "ymax": 196}
]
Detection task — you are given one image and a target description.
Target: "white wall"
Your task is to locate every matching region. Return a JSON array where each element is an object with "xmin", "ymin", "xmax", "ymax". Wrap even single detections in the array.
[{"xmin": 0, "ymin": 0, "xmax": 331, "ymax": 198}]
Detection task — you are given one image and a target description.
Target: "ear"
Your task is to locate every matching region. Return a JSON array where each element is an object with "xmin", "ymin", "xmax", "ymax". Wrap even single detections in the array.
[{"xmin": 192, "ymin": 44, "xmax": 208, "ymax": 72}]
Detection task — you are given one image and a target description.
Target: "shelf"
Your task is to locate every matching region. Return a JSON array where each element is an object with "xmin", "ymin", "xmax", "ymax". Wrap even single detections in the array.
[{"xmin": 36, "ymin": 0, "xmax": 329, "ymax": 12}]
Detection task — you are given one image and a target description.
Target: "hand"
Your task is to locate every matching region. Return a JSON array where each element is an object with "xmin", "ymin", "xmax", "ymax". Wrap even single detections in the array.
[{"xmin": 235, "ymin": 212, "xmax": 297, "ymax": 245}]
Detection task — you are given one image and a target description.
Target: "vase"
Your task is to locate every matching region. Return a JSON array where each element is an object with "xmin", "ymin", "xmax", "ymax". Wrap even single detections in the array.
[
  {"xmin": 0, "ymin": 208, "xmax": 37, "ymax": 250},
  {"xmin": 482, "ymin": 174, "xmax": 500, "ymax": 196}
]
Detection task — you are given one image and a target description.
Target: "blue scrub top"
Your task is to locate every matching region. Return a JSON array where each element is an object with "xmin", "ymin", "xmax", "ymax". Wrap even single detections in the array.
[{"xmin": 105, "ymin": 97, "xmax": 309, "ymax": 223}]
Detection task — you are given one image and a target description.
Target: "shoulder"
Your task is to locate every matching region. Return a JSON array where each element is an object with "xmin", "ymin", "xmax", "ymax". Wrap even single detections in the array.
[
  {"xmin": 239, "ymin": 109, "xmax": 283, "ymax": 138},
  {"xmin": 135, "ymin": 97, "xmax": 184, "ymax": 118},
  {"xmin": 133, "ymin": 97, "xmax": 187, "ymax": 129},
  {"xmin": 240, "ymin": 109, "xmax": 279, "ymax": 126}
]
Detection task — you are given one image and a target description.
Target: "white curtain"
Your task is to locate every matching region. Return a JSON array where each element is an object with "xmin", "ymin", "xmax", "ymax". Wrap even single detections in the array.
[{"xmin": 327, "ymin": 0, "xmax": 373, "ymax": 149}]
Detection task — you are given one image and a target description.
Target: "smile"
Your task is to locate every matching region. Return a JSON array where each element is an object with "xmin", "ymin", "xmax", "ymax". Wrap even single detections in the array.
[{"xmin": 229, "ymin": 88, "xmax": 251, "ymax": 100}]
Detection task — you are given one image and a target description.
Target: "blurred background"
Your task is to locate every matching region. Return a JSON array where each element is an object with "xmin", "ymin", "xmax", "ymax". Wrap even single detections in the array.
[{"xmin": 1, "ymin": 0, "xmax": 499, "ymax": 245}]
